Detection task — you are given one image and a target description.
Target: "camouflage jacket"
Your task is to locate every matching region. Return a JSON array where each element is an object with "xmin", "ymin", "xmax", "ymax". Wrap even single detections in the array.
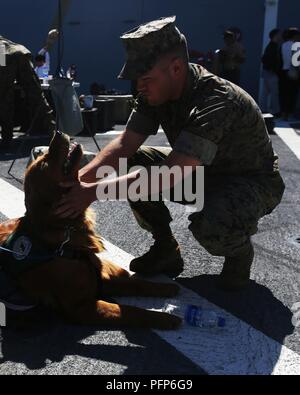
[
  {"xmin": 126, "ymin": 64, "xmax": 279, "ymax": 177},
  {"xmin": 0, "ymin": 35, "xmax": 35, "ymax": 110}
]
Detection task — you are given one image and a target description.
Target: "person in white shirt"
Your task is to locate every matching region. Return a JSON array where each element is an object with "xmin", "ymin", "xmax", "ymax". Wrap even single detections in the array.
[
  {"xmin": 34, "ymin": 29, "xmax": 59, "ymax": 79},
  {"xmin": 279, "ymin": 28, "xmax": 300, "ymax": 120},
  {"xmin": 35, "ymin": 49, "xmax": 50, "ymax": 78}
]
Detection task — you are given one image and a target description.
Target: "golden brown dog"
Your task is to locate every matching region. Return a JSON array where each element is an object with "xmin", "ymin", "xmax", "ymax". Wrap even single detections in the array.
[{"xmin": 0, "ymin": 132, "xmax": 181, "ymax": 329}]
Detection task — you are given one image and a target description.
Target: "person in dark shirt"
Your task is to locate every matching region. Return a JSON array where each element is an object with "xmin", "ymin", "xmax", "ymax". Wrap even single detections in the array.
[{"xmin": 261, "ymin": 29, "xmax": 282, "ymax": 116}]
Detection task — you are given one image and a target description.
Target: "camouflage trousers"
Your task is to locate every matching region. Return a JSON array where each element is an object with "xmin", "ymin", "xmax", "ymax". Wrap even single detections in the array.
[{"xmin": 127, "ymin": 146, "xmax": 285, "ymax": 258}]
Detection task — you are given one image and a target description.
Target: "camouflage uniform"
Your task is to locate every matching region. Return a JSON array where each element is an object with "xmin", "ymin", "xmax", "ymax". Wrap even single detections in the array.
[
  {"xmin": 0, "ymin": 36, "xmax": 54, "ymax": 144},
  {"xmin": 119, "ymin": 17, "xmax": 285, "ymax": 262}
]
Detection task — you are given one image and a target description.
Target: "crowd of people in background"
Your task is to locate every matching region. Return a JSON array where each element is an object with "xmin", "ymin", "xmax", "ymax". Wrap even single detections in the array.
[
  {"xmin": 261, "ymin": 27, "xmax": 300, "ymax": 121},
  {"xmin": 191, "ymin": 25, "xmax": 300, "ymax": 121},
  {"xmin": 1, "ymin": 23, "xmax": 300, "ymax": 153}
]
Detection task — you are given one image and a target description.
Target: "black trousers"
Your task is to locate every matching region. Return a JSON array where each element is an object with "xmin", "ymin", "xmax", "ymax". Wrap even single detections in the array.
[
  {"xmin": 279, "ymin": 70, "xmax": 299, "ymax": 115},
  {"xmin": 0, "ymin": 111, "xmax": 14, "ymax": 143}
]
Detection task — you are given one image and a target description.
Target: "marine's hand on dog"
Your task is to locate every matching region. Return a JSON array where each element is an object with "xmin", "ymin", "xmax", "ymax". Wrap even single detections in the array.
[{"xmin": 54, "ymin": 180, "xmax": 97, "ymax": 218}]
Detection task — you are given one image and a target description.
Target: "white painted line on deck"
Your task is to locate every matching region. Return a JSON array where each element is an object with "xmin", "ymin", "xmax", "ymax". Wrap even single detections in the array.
[
  {"xmin": 0, "ymin": 178, "xmax": 26, "ymax": 219},
  {"xmin": 274, "ymin": 124, "xmax": 300, "ymax": 161},
  {"xmin": 97, "ymin": 129, "xmax": 165, "ymax": 137},
  {"xmin": 96, "ymin": 131, "xmax": 123, "ymax": 136},
  {"xmin": 0, "ymin": 177, "xmax": 300, "ymax": 375}
]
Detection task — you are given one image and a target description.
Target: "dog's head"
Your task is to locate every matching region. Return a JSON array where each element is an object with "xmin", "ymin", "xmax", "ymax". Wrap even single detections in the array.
[{"xmin": 24, "ymin": 132, "xmax": 83, "ymax": 226}]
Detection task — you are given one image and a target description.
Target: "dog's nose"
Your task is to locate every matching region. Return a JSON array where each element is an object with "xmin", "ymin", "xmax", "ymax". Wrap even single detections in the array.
[{"xmin": 53, "ymin": 130, "xmax": 69, "ymax": 144}]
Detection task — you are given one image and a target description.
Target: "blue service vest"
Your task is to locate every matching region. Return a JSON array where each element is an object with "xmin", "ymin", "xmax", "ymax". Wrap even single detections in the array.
[{"xmin": 0, "ymin": 230, "xmax": 57, "ymax": 278}]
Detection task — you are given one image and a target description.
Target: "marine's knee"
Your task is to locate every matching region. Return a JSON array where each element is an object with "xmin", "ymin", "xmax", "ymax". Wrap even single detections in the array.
[
  {"xmin": 128, "ymin": 146, "xmax": 151, "ymax": 169},
  {"xmin": 188, "ymin": 209, "xmax": 231, "ymax": 237},
  {"xmin": 188, "ymin": 211, "xmax": 232, "ymax": 256},
  {"xmin": 188, "ymin": 210, "xmax": 254, "ymax": 257}
]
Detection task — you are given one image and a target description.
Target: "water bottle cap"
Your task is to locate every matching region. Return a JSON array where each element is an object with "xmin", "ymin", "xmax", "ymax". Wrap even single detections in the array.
[{"xmin": 218, "ymin": 317, "xmax": 226, "ymax": 327}]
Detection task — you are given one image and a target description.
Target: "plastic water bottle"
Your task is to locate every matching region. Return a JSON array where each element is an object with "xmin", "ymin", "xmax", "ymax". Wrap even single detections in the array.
[
  {"xmin": 163, "ymin": 300, "xmax": 226, "ymax": 329},
  {"xmin": 184, "ymin": 305, "xmax": 226, "ymax": 328}
]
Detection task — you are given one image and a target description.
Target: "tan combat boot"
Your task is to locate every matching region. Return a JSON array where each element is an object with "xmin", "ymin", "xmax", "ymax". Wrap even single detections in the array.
[
  {"xmin": 218, "ymin": 242, "xmax": 254, "ymax": 292},
  {"xmin": 129, "ymin": 236, "xmax": 184, "ymax": 278}
]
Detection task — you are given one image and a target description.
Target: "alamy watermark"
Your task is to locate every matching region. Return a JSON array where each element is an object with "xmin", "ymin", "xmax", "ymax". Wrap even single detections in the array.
[
  {"xmin": 96, "ymin": 158, "xmax": 204, "ymax": 213},
  {"xmin": 0, "ymin": 302, "xmax": 6, "ymax": 327},
  {"xmin": 292, "ymin": 42, "xmax": 300, "ymax": 68}
]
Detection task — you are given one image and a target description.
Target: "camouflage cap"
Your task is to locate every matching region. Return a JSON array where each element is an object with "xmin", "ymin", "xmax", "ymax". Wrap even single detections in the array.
[{"xmin": 118, "ymin": 16, "xmax": 187, "ymax": 80}]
